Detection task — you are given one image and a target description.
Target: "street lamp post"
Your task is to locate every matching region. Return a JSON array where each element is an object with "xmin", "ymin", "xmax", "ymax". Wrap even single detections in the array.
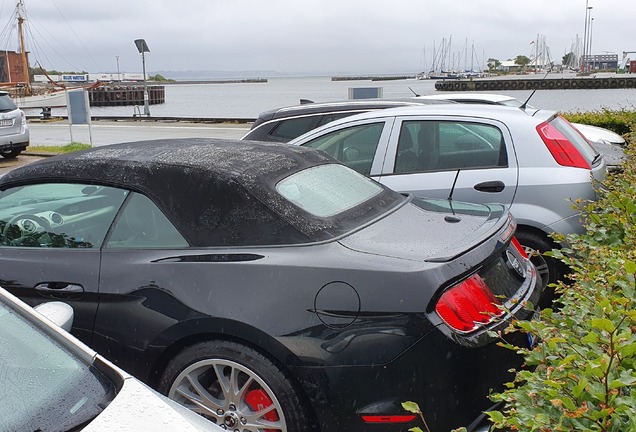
[
  {"xmin": 134, "ymin": 39, "xmax": 150, "ymax": 117},
  {"xmin": 115, "ymin": 55, "xmax": 120, "ymax": 82},
  {"xmin": 589, "ymin": 17, "xmax": 595, "ymax": 70},
  {"xmin": 582, "ymin": 2, "xmax": 592, "ymax": 72}
]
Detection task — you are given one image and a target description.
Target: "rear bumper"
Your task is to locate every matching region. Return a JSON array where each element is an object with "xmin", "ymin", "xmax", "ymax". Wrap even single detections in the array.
[
  {"xmin": 0, "ymin": 128, "xmax": 29, "ymax": 150},
  {"xmin": 294, "ymin": 327, "xmax": 534, "ymax": 431},
  {"xmin": 294, "ymin": 265, "xmax": 539, "ymax": 432}
]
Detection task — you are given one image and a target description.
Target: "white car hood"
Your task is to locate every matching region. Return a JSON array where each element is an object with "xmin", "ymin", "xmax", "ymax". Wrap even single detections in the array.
[
  {"xmin": 573, "ymin": 123, "xmax": 625, "ymax": 145},
  {"xmin": 83, "ymin": 377, "xmax": 221, "ymax": 431}
]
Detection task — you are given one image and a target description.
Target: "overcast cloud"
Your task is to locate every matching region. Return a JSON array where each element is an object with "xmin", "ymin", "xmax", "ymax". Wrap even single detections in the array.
[{"xmin": 1, "ymin": 0, "xmax": 632, "ymax": 77}]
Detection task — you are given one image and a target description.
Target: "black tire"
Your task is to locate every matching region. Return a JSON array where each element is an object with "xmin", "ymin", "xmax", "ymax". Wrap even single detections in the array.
[
  {"xmin": 158, "ymin": 340, "xmax": 315, "ymax": 432},
  {"xmin": 515, "ymin": 230, "xmax": 566, "ymax": 308},
  {"xmin": 0, "ymin": 148, "xmax": 22, "ymax": 159}
]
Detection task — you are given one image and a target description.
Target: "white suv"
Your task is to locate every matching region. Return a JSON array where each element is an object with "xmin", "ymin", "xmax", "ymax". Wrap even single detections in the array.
[{"xmin": 0, "ymin": 91, "xmax": 29, "ymax": 158}]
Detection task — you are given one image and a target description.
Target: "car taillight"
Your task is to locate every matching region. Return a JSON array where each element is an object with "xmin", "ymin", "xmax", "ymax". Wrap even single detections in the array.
[
  {"xmin": 435, "ymin": 274, "xmax": 504, "ymax": 332},
  {"xmin": 536, "ymin": 121, "xmax": 590, "ymax": 169},
  {"xmin": 511, "ymin": 236, "xmax": 528, "ymax": 259}
]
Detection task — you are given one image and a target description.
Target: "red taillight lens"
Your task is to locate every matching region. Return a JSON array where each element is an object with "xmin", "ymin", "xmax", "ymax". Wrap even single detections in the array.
[
  {"xmin": 435, "ymin": 274, "xmax": 504, "ymax": 332},
  {"xmin": 511, "ymin": 236, "xmax": 528, "ymax": 259},
  {"xmin": 536, "ymin": 121, "xmax": 591, "ymax": 169},
  {"xmin": 361, "ymin": 415, "xmax": 417, "ymax": 424}
]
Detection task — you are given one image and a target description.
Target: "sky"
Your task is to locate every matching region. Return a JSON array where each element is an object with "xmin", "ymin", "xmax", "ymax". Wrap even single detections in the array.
[{"xmin": 0, "ymin": 0, "xmax": 633, "ymax": 78}]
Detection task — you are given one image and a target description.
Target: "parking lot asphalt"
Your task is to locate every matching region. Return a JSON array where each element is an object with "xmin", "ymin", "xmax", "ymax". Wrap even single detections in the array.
[
  {"xmin": 28, "ymin": 118, "xmax": 251, "ymax": 147},
  {"xmin": 0, "ymin": 119, "xmax": 252, "ymax": 175},
  {"xmin": 0, "ymin": 154, "xmax": 47, "ymax": 176}
]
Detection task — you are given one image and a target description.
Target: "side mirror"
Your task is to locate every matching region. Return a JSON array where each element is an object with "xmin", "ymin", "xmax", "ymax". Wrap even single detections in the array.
[{"xmin": 34, "ymin": 302, "xmax": 74, "ymax": 332}]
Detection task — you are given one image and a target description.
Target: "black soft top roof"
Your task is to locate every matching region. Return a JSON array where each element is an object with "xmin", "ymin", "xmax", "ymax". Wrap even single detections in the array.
[{"xmin": 0, "ymin": 138, "xmax": 402, "ymax": 246}]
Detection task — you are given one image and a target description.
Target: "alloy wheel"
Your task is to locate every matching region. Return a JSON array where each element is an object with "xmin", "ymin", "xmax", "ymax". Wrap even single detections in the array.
[{"xmin": 168, "ymin": 358, "xmax": 286, "ymax": 432}]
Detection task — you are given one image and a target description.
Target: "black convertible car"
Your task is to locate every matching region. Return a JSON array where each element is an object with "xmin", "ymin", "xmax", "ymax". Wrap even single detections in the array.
[{"xmin": 0, "ymin": 138, "xmax": 540, "ymax": 431}]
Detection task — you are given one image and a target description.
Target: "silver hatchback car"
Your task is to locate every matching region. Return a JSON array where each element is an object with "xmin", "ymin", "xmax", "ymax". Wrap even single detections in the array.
[
  {"xmin": 0, "ymin": 91, "xmax": 29, "ymax": 159},
  {"xmin": 290, "ymin": 104, "xmax": 606, "ymax": 294}
]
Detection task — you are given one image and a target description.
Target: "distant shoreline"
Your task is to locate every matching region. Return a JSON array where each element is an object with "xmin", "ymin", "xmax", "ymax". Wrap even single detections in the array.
[{"xmin": 164, "ymin": 78, "xmax": 268, "ymax": 85}]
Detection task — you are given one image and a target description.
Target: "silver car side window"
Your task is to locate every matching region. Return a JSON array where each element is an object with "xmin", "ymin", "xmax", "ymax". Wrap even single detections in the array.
[
  {"xmin": 301, "ymin": 122, "xmax": 385, "ymax": 175},
  {"xmin": 395, "ymin": 121, "xmax": 507, "ymax": 174}
]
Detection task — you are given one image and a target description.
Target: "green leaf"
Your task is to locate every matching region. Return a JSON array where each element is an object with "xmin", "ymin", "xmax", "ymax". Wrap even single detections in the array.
[
  {"xmin": 626, "ymin": 260, "xmax": 636, "ymax": 274},
  {"xmin": 572, "ymin": 378, "xmax": 589, "ymax": 397},
  {"xmin": 609, "ymin": 375, "xmax": 636, "ymax": 389},
  {"xmin": 401, "ymin": 401, "xmax": 421, "ymax": 414},
  {"xmin": 486, "ymin": 410, "xmax": 505, "ymax": 424},
  {"xmin": 591, "ymin": 318, "xmax": 616, "ymax": 333},
  {"xmin": 619, "ymin": 342, "xmax": 636, "ymax": 357}
]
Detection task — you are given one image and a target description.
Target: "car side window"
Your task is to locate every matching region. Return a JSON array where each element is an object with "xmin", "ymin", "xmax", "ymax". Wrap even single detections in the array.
[
  {"xmin": 394, "ymin": 120, "xmax": 507, "ymax": 174},
  {"xmin": 270, "ymin": 116, "xmax": 319, "ymax": 141},
  {"xmin": 0, "ymin": 183, "xmax": 127, "ymax": 248},
  {"xmin": 106, "ymin": 192, "xmax": 188, "ymax": 249},
  {"xmin": 301, "ymin": 122, "xmax": 385, "ymax": 175}
]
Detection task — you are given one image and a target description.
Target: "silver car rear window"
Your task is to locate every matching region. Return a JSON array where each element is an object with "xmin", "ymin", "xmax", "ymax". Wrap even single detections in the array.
[
  {"xmin": 277, "ymin": 164, "xmax": 382, "ymax": 217},
  {"xmin": 0, "ymin": 94, "xmax": 17, "ymax": 111}
]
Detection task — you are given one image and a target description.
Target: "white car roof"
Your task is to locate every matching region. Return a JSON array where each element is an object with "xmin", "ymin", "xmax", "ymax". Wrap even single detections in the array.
[
  {"xmin": 311, "ymin": 103, "xmax": 544, "ymax": 123},
  {"xmin": 416, "ymin": 93, "xmax": 518, "ymax": 103}
]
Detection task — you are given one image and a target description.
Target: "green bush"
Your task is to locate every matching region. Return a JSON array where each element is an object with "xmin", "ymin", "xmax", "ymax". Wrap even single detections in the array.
[{"xmin": 486, "ymin": 125, "xmax": 636, "ymax": 430}]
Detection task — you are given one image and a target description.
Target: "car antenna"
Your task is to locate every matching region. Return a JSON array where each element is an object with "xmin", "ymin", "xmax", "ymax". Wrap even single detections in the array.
[
  {"xmin": 299, "ymin": 99, "xmax": 314, "ymax": 105},
  {"xmin": 520, "ymin": 64, "xmax": 553, "ymax": 109},
  {"xmin": 408, "ymin": 87, "xmax": 420, "ymax": 97},
  {"xmin": 445, "ymin": 169, "xmax": 462, "ymax": 221}
]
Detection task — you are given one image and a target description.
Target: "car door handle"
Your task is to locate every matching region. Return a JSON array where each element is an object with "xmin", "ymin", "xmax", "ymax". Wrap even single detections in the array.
[
  {"xmin": 474, "ymin": 181, "xmax": 505, "ymax": 193},
  {"xmin": 35, "ymin": 282, "xmax": 84, "ymax": 293}
]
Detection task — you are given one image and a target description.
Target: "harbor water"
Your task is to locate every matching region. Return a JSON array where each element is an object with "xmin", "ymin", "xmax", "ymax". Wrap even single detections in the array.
[{"xmin": 24, "ymin": 76, "xmax": 636, "ymax": 120}]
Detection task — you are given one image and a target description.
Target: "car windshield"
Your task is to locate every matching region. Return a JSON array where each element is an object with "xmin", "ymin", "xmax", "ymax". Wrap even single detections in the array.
[{"xmin": 0, "ymin": 299, "xmax": 116, "ymax": 431}]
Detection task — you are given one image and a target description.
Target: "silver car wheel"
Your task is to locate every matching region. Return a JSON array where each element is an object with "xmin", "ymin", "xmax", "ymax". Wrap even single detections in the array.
[{"xmin": 168, "ymin": 358, "xmax": 287, "ymax": 432}]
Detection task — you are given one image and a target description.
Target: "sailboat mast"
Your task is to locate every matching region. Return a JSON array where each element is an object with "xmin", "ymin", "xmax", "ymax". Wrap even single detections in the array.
[{"xmin": 17, "ymin": 0, "xmax": 30, "ymax": 95}]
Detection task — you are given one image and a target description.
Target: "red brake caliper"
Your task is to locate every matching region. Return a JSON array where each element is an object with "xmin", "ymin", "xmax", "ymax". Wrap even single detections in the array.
[{"xmin": 245, "ymin": 388, "xmax": 279, "ymax": 432}]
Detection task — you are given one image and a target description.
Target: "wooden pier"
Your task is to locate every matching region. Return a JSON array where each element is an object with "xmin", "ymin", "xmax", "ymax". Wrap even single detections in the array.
[
  {"xmin": 435, "ymin": 76, "xmax": 636, "ymax": 91},
  {"xmin": 88, "ymin": 85, "xmax": 165, "ymax": 107}
]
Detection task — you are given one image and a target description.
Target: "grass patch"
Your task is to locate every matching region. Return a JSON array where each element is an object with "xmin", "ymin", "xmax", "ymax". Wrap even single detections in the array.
[{"xmin": 27, "ymin": 143, "xmax": 93, "ymax": 154}]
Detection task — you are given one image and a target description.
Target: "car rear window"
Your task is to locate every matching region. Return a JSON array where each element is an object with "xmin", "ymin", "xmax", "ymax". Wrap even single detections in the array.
[
  {"xmin": 549, "ymin": 115, "xmax": 599, "ymax": 164},
  {"xmin": 277, "ymin": 164, "xmax": 383, "ymax": 217},
  {"xmin": 0, "ymin": 94, "xmax": 17, "ymax": 111}
]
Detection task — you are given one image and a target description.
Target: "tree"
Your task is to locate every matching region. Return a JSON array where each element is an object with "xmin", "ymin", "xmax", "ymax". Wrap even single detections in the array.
[
  {"xmin": 149, "ymin": 74, "xmax": 174, "ymax": 82},
  {"xmin": 487, "ymin": 58, "xmax": 501, "ymax": 71},
  {"xmin": 562, "ymin": 51, "xmax": 575, "ymax": 68},
  {"xmin": 514, "ymin": 55, "xmax": 531, "ymax": 69}
]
